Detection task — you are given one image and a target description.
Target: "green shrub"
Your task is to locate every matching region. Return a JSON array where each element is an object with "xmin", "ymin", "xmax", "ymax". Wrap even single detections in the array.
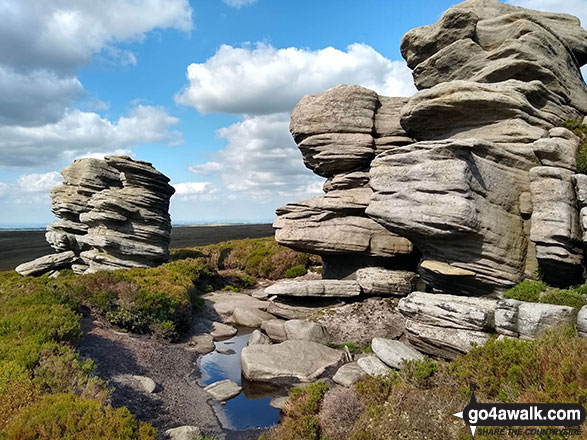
[
  {"xmin": 540, "ymin": 288, "xmax": 586, "ymax": 309},
  {"xmin": 562, "ymin": 119, "xmax": 587, "ymax": 174},
  {"xmin": 285, "ymin": 265, "xmax": 307, "ymax": 278},
  {"xmin": 503, "ymin": 279, "xmax": 547, "ymax": 302},
  {"xmin": 400, "ymin": 357, "xmax": 438, "ymax": 388},
  {"xmin": 222, "ymin": 285, "xmax": 238, "ymax": 292},
  {"xmin": 5, "ymin": 393, "xmax": 155, "ymax": 440}
]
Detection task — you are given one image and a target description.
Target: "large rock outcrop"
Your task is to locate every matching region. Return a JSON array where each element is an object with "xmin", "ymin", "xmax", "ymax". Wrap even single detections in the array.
[
  {"xmin": 275, "ymin": 0, "xmax": 587, "ymax": 295},
  {"xmin": 17, "ymin": 156, "xmax": 175, "ymax": 276}
]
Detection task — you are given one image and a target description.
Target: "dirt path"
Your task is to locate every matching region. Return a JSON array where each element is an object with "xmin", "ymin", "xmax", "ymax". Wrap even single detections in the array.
[{"xmin": 78, "ymin": 310, "xmax": 266, "ymax": 440}]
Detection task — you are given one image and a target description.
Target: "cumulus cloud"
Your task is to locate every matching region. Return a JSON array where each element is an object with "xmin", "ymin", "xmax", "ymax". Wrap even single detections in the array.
[
  {"xmin": 506, "ymin": 0, "xmax": 587, "ymax": 27},
  {"xmin": 17, "ymin": 171, "xmax": 62, "ymax": 193},
  {"xmin": 173, "ymin": 181, "xmax": 218, "ymax": 200},
  {"xmin": 222, "ymin": 0, "xmax": 257, "ymax": 8},
  {"xmin": 190, "ymin": 113, "xmax": 323, "ymax": 200},
  {"xmin": 0, "ymin": 67, "xmax": 84, "ymax": 127},
  {"xmin": 176, "ymin": 43, "xmax": 416, "ymax": 115},
  {"xmin": 0, "ymin": 105, "xmax": 182, "ymax": 167},
  {"xmin": 0, "ymin": 0, "xmax": 193, "ymax": 74}
]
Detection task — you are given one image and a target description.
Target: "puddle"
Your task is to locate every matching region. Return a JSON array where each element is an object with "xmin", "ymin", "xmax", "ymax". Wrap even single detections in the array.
[{"xmin": 197, "ymin": 331, "xmax": 283, "ymax": 431}]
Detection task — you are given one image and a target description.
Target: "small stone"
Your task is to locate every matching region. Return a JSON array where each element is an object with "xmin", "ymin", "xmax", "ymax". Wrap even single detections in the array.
[
  {"xmin": 131, "ymin": 375, "xmax": 157, "ymax": 394},
  {"xmin": 163, "ymin": 426, "xmax": 201, "ymax": 440},
  {"xmin": 232, "ymin": 307, "xmax": 275, "ymax": 328},
  {"xmin": 261, "ymin": 319, "xmax": 287, "ymax": 342},
  {"xmin": 333, "ymin": 362, "xmax": 368, "ymax": 387},
  {"xmin": 209, "ymin": 321, "xmax": 238, "ymax": 340},
  {"xmin": 204, "ymin": 379, "xmax": 242, "ymax": 402},
  {"xmin": 270, "ymin": 396, "xmax": 289, "ymax": 410},
  {"xmin": 188, "ymin": 334, "xmax": 215, "ymax": 354},
  {"xmin": 248, "ymin": 329, "xmax": 272, "ymax": 346},
  {"xmin": 216, "ymin": 348, "xmax": 236, "ymax": 355},
  {"xmin": 357, "ymin": 355, "xmax": 392, "ymax": 377}
]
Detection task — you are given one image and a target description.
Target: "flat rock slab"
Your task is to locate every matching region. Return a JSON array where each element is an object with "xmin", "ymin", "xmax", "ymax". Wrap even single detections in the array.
[
  {"xmin": 265, "ymin": 280, "xmax": 361, "ymax": 298},
  {"xmin": 333, "ymin": 362, "xmax": 368, "ymax": 387},
  {"xmin": 204, "ymin": 379, "xmax": 242, "ymax": 402},
  {"xmin": 517, "ymin": 302, "xmax": 576, "ymax": 339},
  {"xmin": 284, "ymin": 319, "xmax": 329, "ymax": 344},
  {"xmin": 232, "ymin": 307, "xmax": 276, "ymax": 328},
  {"xmin": 163, "ymin": 426, "xmax": 201, "ymax": 440},
  {"xmin": 16, "ymin": 251, "xmax": 77, "ymax": 277},
  {"xmin": 357, "ymin": 355, "xmax": 392, "ymax": 377},
  {"xmin": 191, "ymin": 318, "xmax": 237, "ymax": 340},
  {"xmin": 356, "ymin": 268, "xmax": 421, "ymax": 296},
  {"xmin": 371, "ymin": 338, "xmax": 424, "ymax": 369},
  {"xmin": 241, "ymin": 340, "xmax": 344, "ymax": 383},
  {"xmin": 200, "ymin": 292, "xmax": 268, "ymax": 321},
  {"xmin": 267, "ymin": 297, "xmax": 341, "ymax": 320}
]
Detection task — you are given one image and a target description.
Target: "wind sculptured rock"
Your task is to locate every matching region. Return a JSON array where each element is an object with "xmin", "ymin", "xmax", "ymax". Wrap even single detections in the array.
[
  {"xmin": 16, "ymin": 156, "xmax": 175, "ymax": 276},
  {"xmin": 274, "ymin": 0, "xmax": 587, "ymax": 296}
]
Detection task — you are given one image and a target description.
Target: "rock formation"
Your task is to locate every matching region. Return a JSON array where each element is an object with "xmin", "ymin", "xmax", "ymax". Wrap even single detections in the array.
[
  {"xmin": 274, "ymin": 0, "xmax": 587, "ymax": 295},
  {"xmin": 16, "ymin": 155, "xmax": 175, "ymax": 276}
]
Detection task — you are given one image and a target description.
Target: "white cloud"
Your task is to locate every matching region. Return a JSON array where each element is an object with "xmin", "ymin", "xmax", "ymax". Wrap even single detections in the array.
[
  {"xmin": 0, "ymin": 0, "xmax": 193, "ymax": 74},
  {"xmin": 506, "ymin": 0, "xmax": 587, "ymax": 27},
  {"xmin": 172, "ymin": 181, "xmax": 218, "ymax": 201},
  {"xmin": 176, "ymin": 42, "xmax": 416, "ymax": 115},
  {"xmin": 188, "ymin": 161, "xmax": 225, "ymax": 174},
  {"xmin": 190, "ymin": 113, "xmax": 323, "ymax": 200},
  {"xmin": 16, "ymin": 171, "xmax": 62, "ymax": 193},
  {"xmin": 0, "ymin": 105, "xmax": 182, "ymax": 167},
  {"xmin": 222, "ymin": 0, "xmax": 257, "ymax": 8},
  {"xmin": 0, "ymin": 67, "xmax": 84, "ymax": 127}
]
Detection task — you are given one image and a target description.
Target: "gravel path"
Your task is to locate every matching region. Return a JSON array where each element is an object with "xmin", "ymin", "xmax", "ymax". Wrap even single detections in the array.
[{"xmin": 78, "ymin": 310, "xmax": 267, "ymax": 440}]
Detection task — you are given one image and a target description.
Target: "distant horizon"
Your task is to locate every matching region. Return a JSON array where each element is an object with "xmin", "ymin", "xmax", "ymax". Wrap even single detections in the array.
[{"xmin": 0, "ymin": 219, "xmax": 275, "ymax": 230}]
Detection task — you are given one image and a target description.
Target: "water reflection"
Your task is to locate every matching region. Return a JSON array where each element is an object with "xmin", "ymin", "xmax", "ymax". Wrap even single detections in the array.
[{"xmin": 197, "ymin": 331, "xmax": 283, "ymax": 430}]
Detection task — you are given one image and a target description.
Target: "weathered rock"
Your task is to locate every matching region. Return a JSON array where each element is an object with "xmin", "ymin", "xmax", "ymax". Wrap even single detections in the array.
[
  {"xmin": 323, "ymin": 171, "xmax": 370, "ymax": 192},
  {"xmin": 398, "ymin": 292, "xmax": 497, "ymax": 331},
  {"xmin": 274, "ymin": 203, "xmax": 413, "ymax": 257},
  {"xmin": 315, "ymin": 298, "xmax": 405, "ymax": 346},
  {"xmin": 265, "ymin": 280, "xmax": 361, "ymax": 298},
  {"xmin": 19, "ymin": 156, "xmax": 175, "ymax": 276},
  {"xmin": 357, "ymin": 355, "xmax": 392, "ymax": 377},
  {"xmin": 241, "ymin": 340, "xmax": 344, "ymax": 383},
  {"xmin": 371, "ymin": 338, "xmax": 424, "ymax": 369},
  {"xmin": 577, "ymin": 306, "xmax": 587, "ymax": 337},
  {"xmin": 216, "ymin": 348, "xmax": 236, "ymax": 355},
  {"xmin": 333, "ymin": 362, "xmax": 368, "ymax": 387},
  {"xmin": 15, "ymin": 251, "xmax": 78, "ymax": 277},
  {"xmin": 187, "ymin": 334, "xmax": 215, "ymax": 355},
  {"xmin": 529, "ymin": 166, "xmax": 583, "ymax": 285},
  {"xmin": 204, "ymin": 379, "xmax": 242, "ymax": 401},
  {"xmin": 131, "ymin": 375, "xmax": 157, "ymax": 394},
  {"xmin": 191, "ymin": 318, "xmax": 237, "ymax": 341},
  {"xmin": 267, "ymin": 297, "xmax": 340, "ymax": 320},
  {"xmin": 356, "ymin": 268, "xmax": 421, "ymax": 296},
  {"xmin": 261, "ymin": 319, "xmax": 287, "ymax": 343},
  {"xmin": 232, "ymin": 307, "xmax": 275, "ymax": 328},
  {"xmin": 163, "ymin": 426, "xmax": 202, "ymax": 440},
  {"xmin": 405, "ymin": 320, "xmax": 491, "ymax": 360},
  {"xmin": 248, "ymin": 329, "xmax": 272, "ymax": 346},
  {"xmin": 269, "ymin": 396, "xmax": 289, "ymax": 410},
  {"xmin": 517, "ymin": 302, "xmax": 576, "ymax": 339},
  {"xmin": 495, "ymin": 299, "xmax": 522, "ymax": 337},
  {"xmin": 284, "ymin": 320, "xmax": 329, "ymax": 344},
  {"xmin": 199, "ymin": 292, "xmax": 268, "ymax": 322}
]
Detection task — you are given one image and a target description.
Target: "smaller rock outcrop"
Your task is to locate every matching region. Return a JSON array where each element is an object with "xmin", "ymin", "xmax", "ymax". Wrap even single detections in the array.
[{"xmin": 16, "ymin": 156, "xmax": 175, "ymax": 276}]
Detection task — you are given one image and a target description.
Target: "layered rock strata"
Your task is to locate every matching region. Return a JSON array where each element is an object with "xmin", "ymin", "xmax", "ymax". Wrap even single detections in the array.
[
  {"xmin": 275, "ymin": 0, "xmax": 587, "ymax": 295},
  {"xmin": 17, "ymin": 156, "xmax": 174, "ymax": 276}
]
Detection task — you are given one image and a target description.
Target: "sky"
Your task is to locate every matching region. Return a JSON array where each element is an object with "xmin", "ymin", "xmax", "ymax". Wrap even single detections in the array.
[{"xmin": 0, "ymin": 0, "xmax": 586, "ymax": 228}]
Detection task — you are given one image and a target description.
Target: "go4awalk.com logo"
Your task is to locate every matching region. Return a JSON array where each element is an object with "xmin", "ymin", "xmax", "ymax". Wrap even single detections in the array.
[{"xmin": 453, "ymin": 384, "xmax": 586, "ymax": 438}]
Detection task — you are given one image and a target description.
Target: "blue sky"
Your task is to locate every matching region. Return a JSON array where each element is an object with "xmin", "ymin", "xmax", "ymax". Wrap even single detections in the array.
[{"xmin": 0, "ymin": 0, "xmax": 586, "ymax": 227}]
